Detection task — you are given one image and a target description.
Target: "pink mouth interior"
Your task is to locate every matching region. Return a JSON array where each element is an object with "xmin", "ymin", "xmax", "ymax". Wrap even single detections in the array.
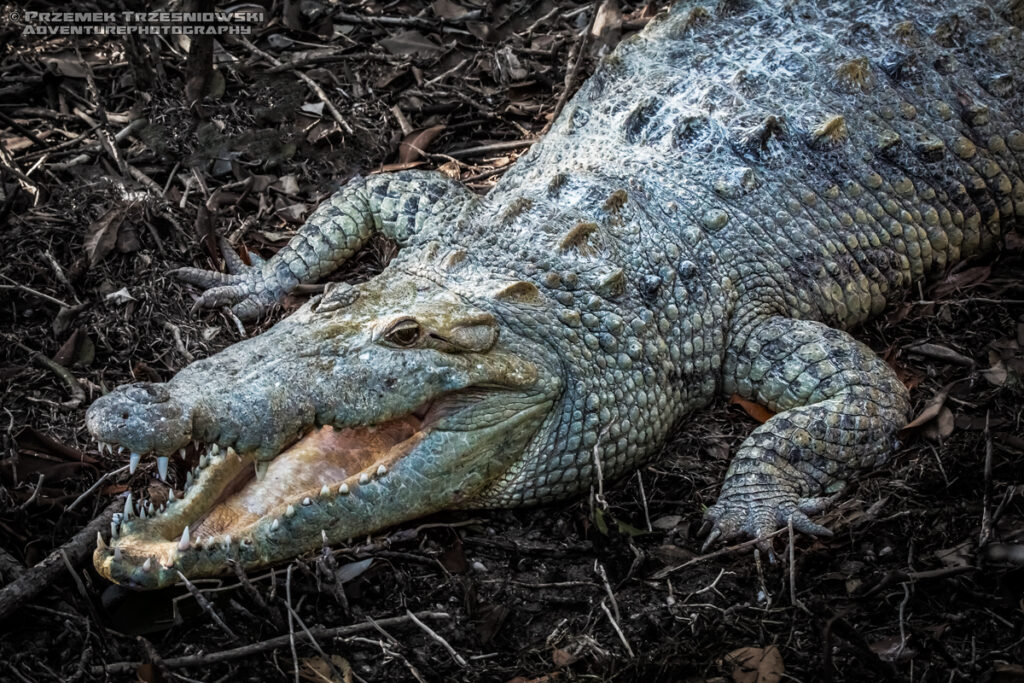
[{"xmin": 192, "ymin": 416, "xmax": 421, "ymax": 538}]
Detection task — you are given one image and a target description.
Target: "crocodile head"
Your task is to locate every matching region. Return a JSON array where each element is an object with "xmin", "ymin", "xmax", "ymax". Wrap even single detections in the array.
[{"xmin": 87, "ymin": 264, "xmax": 561, "ymax": 588}]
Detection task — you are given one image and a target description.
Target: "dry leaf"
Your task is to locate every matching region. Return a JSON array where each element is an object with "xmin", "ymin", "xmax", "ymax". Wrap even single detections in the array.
[
  {"xmin": 902, "ymin": 385, "xmax": 951, "ymax": 430},
  {"xmin": 983, "ymin": 350, "xmax": 1008, "ymax": 387},
  {"xmin": 724, "ymin": 645, "xmax": 784, "ymax": 683},
  {"xmin": 552, "ymin": 647, "xmax": 579, "ymax": 667},
  {"xmin": 933, "ymin": 541, "xmax": 972, "ymax": 568},
  {"xmin": 729, "ymin": 394, "xmax": 775, "ymax": 423},
  {"xmin": 399, "ymin": 124, "xmax": 446, "ymax": 163},
  {"xmin": 299, "ymin": 654, "xmax": 351, "ymax": 683},
  {"xmin": 335, "ymin": 558, "xmax": 373, "ymax": 584},
  {"xmin": 906, "ymin": 342, "xmax": 974, "ymax": 367},
  {"xmin": 591, "ymin": 0, "xmax": 623, "ymax": 55},
  {"xmin": 930, "ymin": 264, "xmax": 990, "ymax": 298},
  {"xmin": 652, "ymin": 514, "xmax": 682, "ymax": 530},
  {"xmin": 84, "ymin": 206, "xmax": 128, "ymax": 267},
  {"xmin": 921, "ymin": 406, "xmax": 955, "ymax": 442},
  {"xmin": 432, "ymin": 0, "xmax": 470, "ymax": 20},
  {"xmin": 380, "ymin": 30, "xmax": 442, "ymax": 57}
]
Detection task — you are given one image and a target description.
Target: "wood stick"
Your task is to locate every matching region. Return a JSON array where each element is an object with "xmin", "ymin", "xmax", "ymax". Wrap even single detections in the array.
[
  {"xmin": 90, "ymin": 611, "xmax": 451, "ymax": 674},
  {"xmin": 0, "ymin": 499, "xmax": 120, "ymax": 622}
]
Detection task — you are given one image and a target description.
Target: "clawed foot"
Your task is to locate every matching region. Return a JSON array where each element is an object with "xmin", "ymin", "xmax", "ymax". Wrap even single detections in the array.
[
  {"xmin": 701, "ymin": 492, "xmax": 834, "ymax": 553},
  {"xmin": 171, "ymin": 239, "xmax": 279, "ymax": 321}
]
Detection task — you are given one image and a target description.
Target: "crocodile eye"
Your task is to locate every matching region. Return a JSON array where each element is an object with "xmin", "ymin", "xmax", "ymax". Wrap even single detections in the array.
[{"xmin": 383, "ymin": 319, "xmax": 421, "ymax": 348}]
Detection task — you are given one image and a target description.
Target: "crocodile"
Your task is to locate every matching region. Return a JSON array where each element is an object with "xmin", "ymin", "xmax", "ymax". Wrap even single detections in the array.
[{"xmin": 87, "ymin": 0, "xmax": 1024, "ymax": 589}]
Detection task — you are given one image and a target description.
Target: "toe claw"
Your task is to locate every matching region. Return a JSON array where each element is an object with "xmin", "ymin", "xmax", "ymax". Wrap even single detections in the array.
[
  {"xmin": 218, "ymin": 237, "xmax": 248, "ymax": 275},
  {"xmin": 701, "ymin": 527, "xmax": 722, "ymax": 552},
  {"xmin": 789, "ymin": 510, "xmax": 833, "ymax": 537}
]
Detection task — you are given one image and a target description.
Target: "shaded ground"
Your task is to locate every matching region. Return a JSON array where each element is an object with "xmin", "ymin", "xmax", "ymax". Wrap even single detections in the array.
[{"xmin": 1, "ymin": 2, "xmax": 1023, "ymax": 681}]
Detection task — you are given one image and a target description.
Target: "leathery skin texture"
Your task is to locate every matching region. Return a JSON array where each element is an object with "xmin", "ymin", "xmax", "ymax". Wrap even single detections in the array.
[{"xmin": 86, "ymin": 0, "xmax": 1023, "ymax": 588}]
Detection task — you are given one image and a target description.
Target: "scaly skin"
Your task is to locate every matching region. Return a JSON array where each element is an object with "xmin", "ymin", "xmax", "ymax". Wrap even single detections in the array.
[{"xmin": 87, "ymin": 0, "xmax": 1023, "ymax": 588}]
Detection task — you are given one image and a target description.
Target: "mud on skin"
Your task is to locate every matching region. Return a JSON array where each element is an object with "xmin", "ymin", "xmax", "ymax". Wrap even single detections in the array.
[{"xmin": 87, "ymin": 0, "xmax": 1023, "ymax": 588}]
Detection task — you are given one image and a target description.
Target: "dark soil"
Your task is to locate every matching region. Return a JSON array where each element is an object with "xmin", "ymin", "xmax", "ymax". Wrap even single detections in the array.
[{"xmin": 1, "ymin": 2, "xmax": 1023, "ymax": 682}]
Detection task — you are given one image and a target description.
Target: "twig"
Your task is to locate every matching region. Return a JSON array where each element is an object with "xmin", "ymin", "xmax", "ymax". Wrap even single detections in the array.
[
  {"xmin": 979, "ymin": 411, "xmax": 993, "ymax": 547},
  {"xmin": 90, "ymin": 611, "xmax": 451, "ymax": 673},
  {"xmin": 286, "ymin": 565, "xmax": 299, "ymax": 683},
  {"xmin": 594, "ymin": 561, "xmax": 620, "ymax": 622},
  {"xmin": 10, "ymin": 338, "xmax": 86, "ymax": 407},
  {"xmin": 540, "ymin": 3, "xmax": 598, "ymax": 135},
  {"xmin": 895, "ymin": 582, "xmax": 911, "ymax": 658},
  {"xmin": 651, "ymin": 527, "xmax": 788, "ymax": 580},
  {"xmin": 405, "ymin": 609, "xmax": 466, "ymax": 667},
  {"xmin": 0, "ymin": 499, "xmax": 121, "ymax": 621},
  {"xmin": 461, "ymin": 166, "xmax": 508, "ymax": 184},
  {"xmin": 283, "ymin": 602, "xmax": 349, "ymax": 682},
  {"xmin": 0, "ymin": 273, "xmax": 71, "ymax": 308},
  {"xmin": 334, "ymin": 10, "xmax": 475, "ymax": 29},
  {"xmin": 635, "ymin": 471, "xmax": 652, "ymax": 532},
  {"xmin": 235, "ymin": 37, "xmax": 355, "ymax": 135},
  {"xmin": 17, "ymin": 474, "xmax": 45, "ymax": 510},
  {"xmin": 599, "ymin": 600, "xmax": 635, "ymax": 657},
  {"xmin": 66, "ymin": 465, "xmax": 129, "ymax": 512},
  {"xmin": 177, "ymin": 571, "xmax": 240, "ymax": 643},
  {"xmin": 446, "ymin": 139, "xmax": 533, "ymax": 159}
]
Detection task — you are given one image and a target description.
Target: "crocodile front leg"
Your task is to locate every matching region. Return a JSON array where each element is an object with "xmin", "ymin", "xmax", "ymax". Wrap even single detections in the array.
[
  {"xmin": 704, "ymin": 316, "xmax": 911, "ymax": 549},
  {"xmin": 174, "ymin": 170, "xmax": 474, "ymax": 319}
]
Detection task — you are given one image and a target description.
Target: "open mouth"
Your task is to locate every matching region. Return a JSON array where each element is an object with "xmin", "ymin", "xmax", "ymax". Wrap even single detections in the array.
[
  {"xmin": 95, "ymin": 398, "xmax": 443, "ymax": 586},
  {"xmin": 92, "ymin": 382, "xmax": 552, "ymax": 588}
]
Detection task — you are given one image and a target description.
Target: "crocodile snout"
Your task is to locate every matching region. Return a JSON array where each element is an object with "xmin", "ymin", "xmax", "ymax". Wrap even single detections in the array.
[{"xmin": 86, "ymin": 382, "xmax": 193, "ymax": 456}]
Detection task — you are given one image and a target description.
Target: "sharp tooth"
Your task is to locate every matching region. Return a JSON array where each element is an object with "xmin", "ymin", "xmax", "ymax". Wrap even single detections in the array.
[
  {"xmin": 110, "ymin": 521, "xmax": 119, "ymax": 539},
  {"xmin": 376, "ymin": 464, "xmax": 387, "ymax": 477},
  {"xmin": 285, "ymin": 505, "xmax": 295, "ymax": 517},
  {"xmin": 223, "ymin": 535, "xmax": 232, "ymax": 551},
  {"xmin": 358, "ymin": 473, "xmax": 370, "ymax": 485},
  {"xmin": 199, "ymin": 454, "xmax": 209, "ymax": 468},
  {"xmin": 96, "ymin": 532, "xmax": 107, "ymax": 550},
  {"xmin": 178, "ymin": 526, "xmax": 190, "ymax": 551},
  {"xmin": 179, "ymin": 447, "xmax": 187, "ymax": 459},
  {"xmin": 302, "ymin": 497, "xmax": 312, "ymax": 506},
  {"xmin": 228, "ymin": 446, "xmax": 238, "ymax": 459},
  {"xmin": 142, "ymin": 557, "xmax": 152, "ymax": 571},
  {"xmin": 211, "ymin": 444, "xmax": 219, "ymax": 455},
  {"xmin": 320, "ymin": 485, "xmax": 330, "ymax": 496},
  {"xmin": 129, "ymin": 452, "xmax": 141, "ymax": 474},
  {"xmin": 338, "ymin": 483, "xmax": 349, "ymax": 495},
  {"xmin": 114, "ymin": 547, "xmax": 122, "ymax": 561},
  {"xmin": 271, "ymin": 519, "xmax": 280, "ymax": 531},
  {"xmin": 118, "ymin": 446, "xmax": 125, "ymax": 455},
  {"xmin": 139, "ymin": 505, "xmax": 147, "ymax": 519},
  {"xmin": 185, "ymin": 471, "xmax": 193, "ymax": 488},
  {"xmin": 123, "ymin": 493, "xmax": 133, "ymax": 518},
  {"xmin": 168, "ymin": 490, "xmax": 176, "ymax": 502},
  {"xmin": 255, "ymin": 461, "xmax": 269, "ymax": 481},
  {"xmin": 157, "ymin": 456, "xmax": 169, "ymax": 481}
]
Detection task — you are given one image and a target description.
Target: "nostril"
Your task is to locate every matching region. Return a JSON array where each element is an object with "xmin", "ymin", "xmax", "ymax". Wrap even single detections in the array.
[
  {"xmin": 119, "ymin": 383, "xmax": 171, "ymax": 405},
  {"xmin": 121, "ymin": 412, "xmax": 130, "ymax": 420}
]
